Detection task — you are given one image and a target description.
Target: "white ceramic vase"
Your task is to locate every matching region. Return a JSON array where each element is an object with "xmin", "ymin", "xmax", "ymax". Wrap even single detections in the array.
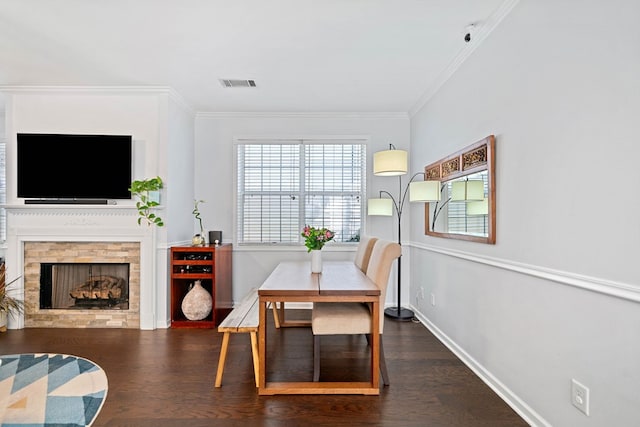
[
  {"xmin": 181, "ymin": 280, "xmax": 212, "ymax": 320},
  {"xmin": 310, "ymin": 250, "xmax": 322, "ymax": 273}
]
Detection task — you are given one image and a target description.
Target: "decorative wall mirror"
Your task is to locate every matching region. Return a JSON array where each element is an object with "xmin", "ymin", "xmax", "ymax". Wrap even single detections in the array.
[{"xmin": 423, "ymin": 135, "xmax": 495, "ymax": 244}]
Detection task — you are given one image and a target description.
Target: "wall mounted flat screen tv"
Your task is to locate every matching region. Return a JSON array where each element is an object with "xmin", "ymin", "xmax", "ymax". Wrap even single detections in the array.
[{"xmin": 17, "ymin": 133, "xmax": 133, "ymax": 201}]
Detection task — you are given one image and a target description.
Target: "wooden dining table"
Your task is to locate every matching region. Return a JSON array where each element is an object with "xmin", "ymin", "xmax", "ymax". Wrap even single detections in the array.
[{"xmin": 258, "ymin": 260, "xmax": 381, "ymax": 395}]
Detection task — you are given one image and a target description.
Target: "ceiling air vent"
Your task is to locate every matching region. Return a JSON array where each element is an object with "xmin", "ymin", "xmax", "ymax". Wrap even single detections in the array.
[{"xmin": 220, "ymin": 79, "xmax": 257, "ymax": 88}]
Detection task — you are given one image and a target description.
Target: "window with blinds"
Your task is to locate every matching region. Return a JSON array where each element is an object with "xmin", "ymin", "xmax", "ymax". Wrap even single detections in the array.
[
  {"xmin": 446, "ymin": 171, "xmax": 488, "ymax": 235},
  {"xmin": 236, "ymin": 139, "xmax": 366, "ymax": 245}
]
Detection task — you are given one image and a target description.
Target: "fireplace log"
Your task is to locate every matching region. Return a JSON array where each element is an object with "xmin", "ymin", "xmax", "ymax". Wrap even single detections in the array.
[{"xmin": 70, "ymin": 275, "xmax": 126, "ymax": 300}]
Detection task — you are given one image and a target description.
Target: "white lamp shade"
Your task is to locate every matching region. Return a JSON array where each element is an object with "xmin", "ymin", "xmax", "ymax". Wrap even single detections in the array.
[
  {"xmin": 409, "ymin": 180, "xmax": 441, "ymax": 202},
  {"xmin": 450, "ymin": 181, "xmax": 466, "ymax": 201},
  {"xmin": 466, "ymin": 180, "xmax": 485, "ymax": 201},
  {"xmin": 466, "ymin": 198, "xmax": 489, "ymax": 215},
  {"xmin": 451, "ymin": 180, "xmax": 485, "ymax": 201},
  {"xmin": 367, "ymin": 198, "xmax": 393, "ymax": 216},
  {"xmin": 373, "ymin": 149, "xmax": 408, "ymax": 176}
]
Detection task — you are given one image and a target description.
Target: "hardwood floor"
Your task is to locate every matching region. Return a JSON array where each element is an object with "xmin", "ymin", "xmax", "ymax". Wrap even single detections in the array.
[{"xmin": 0, "ymin": 310, "xmax": 528, "ymax": 427}]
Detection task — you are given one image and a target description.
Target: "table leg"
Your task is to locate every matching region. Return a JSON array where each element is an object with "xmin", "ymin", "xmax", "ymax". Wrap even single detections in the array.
[
  {"xmin": 371, "ymin": 300, "xmax": 380, "ymax": 390},
  {"xmin": 258, "ymin": 297, "xmax": 267, "ymax": 389}
]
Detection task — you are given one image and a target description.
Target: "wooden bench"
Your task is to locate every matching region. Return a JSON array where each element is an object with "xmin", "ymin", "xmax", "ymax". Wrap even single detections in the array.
[{"xmin": 215, "ymin": 288, "xmax": 260, "ymax": 388}]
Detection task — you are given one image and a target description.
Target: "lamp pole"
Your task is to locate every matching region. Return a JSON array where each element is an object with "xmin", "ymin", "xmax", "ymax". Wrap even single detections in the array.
[{"xmin": 378, "ymin": 172, "xmax": 424, "ymax": 322}]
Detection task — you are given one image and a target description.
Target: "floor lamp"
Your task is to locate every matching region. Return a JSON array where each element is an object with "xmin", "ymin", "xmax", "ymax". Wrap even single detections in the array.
[{"xmin": 368, "ymin": 145, "xmax": 441, "ymax": 321}]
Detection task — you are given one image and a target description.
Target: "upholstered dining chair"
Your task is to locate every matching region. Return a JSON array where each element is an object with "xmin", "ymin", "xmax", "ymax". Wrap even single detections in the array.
[
  {"xmin": 353, "ymin": 235, "xmax": 378, "ymax": 273},
  {"xmin": 311, "ymin": 239, "xmax": 402, "ymax": 385}
]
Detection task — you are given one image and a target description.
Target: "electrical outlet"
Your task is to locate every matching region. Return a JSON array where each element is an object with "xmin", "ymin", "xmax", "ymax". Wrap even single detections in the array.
[
  {"xmin": 571, "ymin": 379, "xmax": 590, "ymax": 416},
  {"xmin": 419, "ymin": 287, "xmax": 425, "ymax": 300},
  {"xmin": 430, "ymin": 293, "xmax": 436, "ymax": 306}
]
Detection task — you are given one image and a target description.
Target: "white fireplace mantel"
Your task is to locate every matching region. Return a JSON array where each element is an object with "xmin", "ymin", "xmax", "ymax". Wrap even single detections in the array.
[{"xmin": 5, "ymin": 205, "xmax": 160, "ymax": 330}]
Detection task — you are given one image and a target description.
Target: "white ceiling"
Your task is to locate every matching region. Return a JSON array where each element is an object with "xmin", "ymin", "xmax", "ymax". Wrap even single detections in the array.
[{"xmin": 0, "ymin": 0, "xmax": 511, "ymax": 114}]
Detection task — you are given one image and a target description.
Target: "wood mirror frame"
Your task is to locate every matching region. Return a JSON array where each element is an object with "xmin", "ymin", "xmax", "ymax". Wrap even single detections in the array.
[{"xmin": 423, "ymin": 135, "xmax": 496, "ymax": 244}]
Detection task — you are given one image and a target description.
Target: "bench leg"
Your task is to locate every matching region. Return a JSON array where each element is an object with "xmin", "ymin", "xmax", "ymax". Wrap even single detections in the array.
[
  {"xmin": 250, "ymin": 331, "xmax": 259, "ymax": 387},
  {"xmin": 215, "ymin": 332, "xmax": 231, "ymax": 387}
]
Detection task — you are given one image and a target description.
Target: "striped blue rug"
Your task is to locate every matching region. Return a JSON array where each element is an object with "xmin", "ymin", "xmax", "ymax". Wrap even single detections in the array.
[{"xmin": 0, "ymin": 353, "xmax": 108, "ymax": 427}]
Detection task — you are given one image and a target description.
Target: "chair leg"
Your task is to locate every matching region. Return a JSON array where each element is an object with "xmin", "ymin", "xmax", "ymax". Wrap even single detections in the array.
[
  {"xmin": 365, "ymin": 333, "xmax": 389, "ymax": 386},
  {"xmin": 379, "ymin": 336, "xmax": 389, "ymax": 386},
  {"xmin": 313, "ymin": 335, "xmax": 320, "ymax": 382}
]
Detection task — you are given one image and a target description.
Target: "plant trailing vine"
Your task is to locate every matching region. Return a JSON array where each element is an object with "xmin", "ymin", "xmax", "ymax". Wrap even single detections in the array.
[{"xmin": 129, "ymin": 176, "xmax": 164, "ymax": 227}]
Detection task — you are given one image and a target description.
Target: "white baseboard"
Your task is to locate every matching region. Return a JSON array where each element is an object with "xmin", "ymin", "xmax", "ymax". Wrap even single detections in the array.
[{"xmin": 410, "ymin": 307, "xmax": 551, "ymax": 427}]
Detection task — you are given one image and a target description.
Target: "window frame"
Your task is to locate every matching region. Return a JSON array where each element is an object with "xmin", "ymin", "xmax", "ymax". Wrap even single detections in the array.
[{"xmin": 234, "ymin": 136, "xmax": 368, "ymax": 247}]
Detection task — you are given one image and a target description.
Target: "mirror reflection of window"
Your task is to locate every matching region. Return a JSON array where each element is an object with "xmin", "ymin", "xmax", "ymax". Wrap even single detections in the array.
[{"xmin": 429, "ymin": 171, "xmax": 488, "ymax": 237}]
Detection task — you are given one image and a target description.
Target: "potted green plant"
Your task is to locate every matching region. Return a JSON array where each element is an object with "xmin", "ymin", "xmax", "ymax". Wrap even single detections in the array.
[
  {"xmin": 129, "ymin": 176, "xmax": 164, "ymax": 227},
  {"xmin": 0, "ymin": 264, "xmax": 24, "ymax": 332}
]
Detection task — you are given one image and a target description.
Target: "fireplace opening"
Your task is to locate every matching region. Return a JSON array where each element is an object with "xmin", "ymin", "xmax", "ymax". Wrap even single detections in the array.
[{"xmin": 39, "ymin": 263, "xmax": 130, "ymax": 310}]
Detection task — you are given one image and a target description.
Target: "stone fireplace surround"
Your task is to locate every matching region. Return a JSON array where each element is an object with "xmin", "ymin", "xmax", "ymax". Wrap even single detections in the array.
[
  {"xmin": 24, "ymin": 241, "xmax": 139, "ymax": 328},
  {"xmin": 6, "ymin": 206, "xmax": 159, "ymax": 329}
]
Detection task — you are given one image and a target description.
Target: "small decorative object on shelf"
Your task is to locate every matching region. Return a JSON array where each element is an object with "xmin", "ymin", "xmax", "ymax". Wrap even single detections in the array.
[
  {"xmin": 192, "ymin": 199, "xmax": 206, "ymax": 246},
  {"xmin": 301, "ymin": 225, "xmax": 334, "ymax": 273},
  {"xmin": 181, "ymin": 280, "xmax": 212, "ymax": 321},
  {"xmin": 209, "ymin": 231, "xmax": 222, "ymax": 246}
]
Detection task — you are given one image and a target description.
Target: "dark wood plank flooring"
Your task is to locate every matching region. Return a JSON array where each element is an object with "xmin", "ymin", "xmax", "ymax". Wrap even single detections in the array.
[{"xmin": 0, "ymin": 310, "xmax": 527, "ymax": 427}]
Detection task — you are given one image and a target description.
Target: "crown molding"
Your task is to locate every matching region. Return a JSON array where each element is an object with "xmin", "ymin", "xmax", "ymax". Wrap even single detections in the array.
[
  {"xmin": 0, "ymin": 85, "xmax": 172, "ymax": 94},
  {"xmin": 409, "ymin": 0, "xmax": 521, "ymax": 117},
  {"xmin": 0, "ymin": 85, "xmax": 195, "ymax": 116},
  {"xmin": 196, "ymin": 111, "xmax": 409, "ymax": 120},
  {"xmin": 0, "ymin": 87, "xmax": 403, "ymax": 119}
]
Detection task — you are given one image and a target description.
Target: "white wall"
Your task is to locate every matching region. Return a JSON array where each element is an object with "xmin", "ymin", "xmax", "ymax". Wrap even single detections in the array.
[
  {"xmin": 166, "ymin": 96, "xmax": 196, "ymax": 245},
  {"xmin": 409, "ymin": 1, "xmax": 640, "ymax": 426},
  {"xmin": 5, "ymin": 90, "xmax": 163, "ymax": 204},
  {"xmin": 194, "ymin": 113, "xmax": 410, "ymax": 302},
  {"xmin": 1, "ymin": 88, "xmax": 196, "ymax": 329}
]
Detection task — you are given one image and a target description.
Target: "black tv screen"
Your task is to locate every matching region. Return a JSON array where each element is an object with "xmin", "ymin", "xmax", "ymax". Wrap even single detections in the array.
[{"xmin": 17, "ymin": 133, "xmax": 133, "ymax": 200}]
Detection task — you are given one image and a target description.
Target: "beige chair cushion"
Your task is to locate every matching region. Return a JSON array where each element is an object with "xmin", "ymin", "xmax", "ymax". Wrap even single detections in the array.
[
  {"xmin": 312, "ymin": 239, "xmax": 402, "ymax": 335},
  {"xmin": 312, "ymin": 302, "xmax": 371, "ymax": 335},
  {"xmin": 353, "ymin": 235, "xmax": 378, "ymax": 273}
]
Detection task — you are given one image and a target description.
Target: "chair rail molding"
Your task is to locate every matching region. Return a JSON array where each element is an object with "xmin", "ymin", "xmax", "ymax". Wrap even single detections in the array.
[{"xmin": 409, "ymin": 242, "xmax": 640, "ymax": 304}]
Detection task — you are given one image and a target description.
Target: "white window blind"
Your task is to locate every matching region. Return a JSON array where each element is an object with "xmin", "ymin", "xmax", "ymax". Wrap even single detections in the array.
[
  {"xmin": 236, "ymin": 139, "xmax": 366, "ymax": 245},
  {"xmin": 446, "ymin": 171, "xmax": 488, "ymax": 235}
]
